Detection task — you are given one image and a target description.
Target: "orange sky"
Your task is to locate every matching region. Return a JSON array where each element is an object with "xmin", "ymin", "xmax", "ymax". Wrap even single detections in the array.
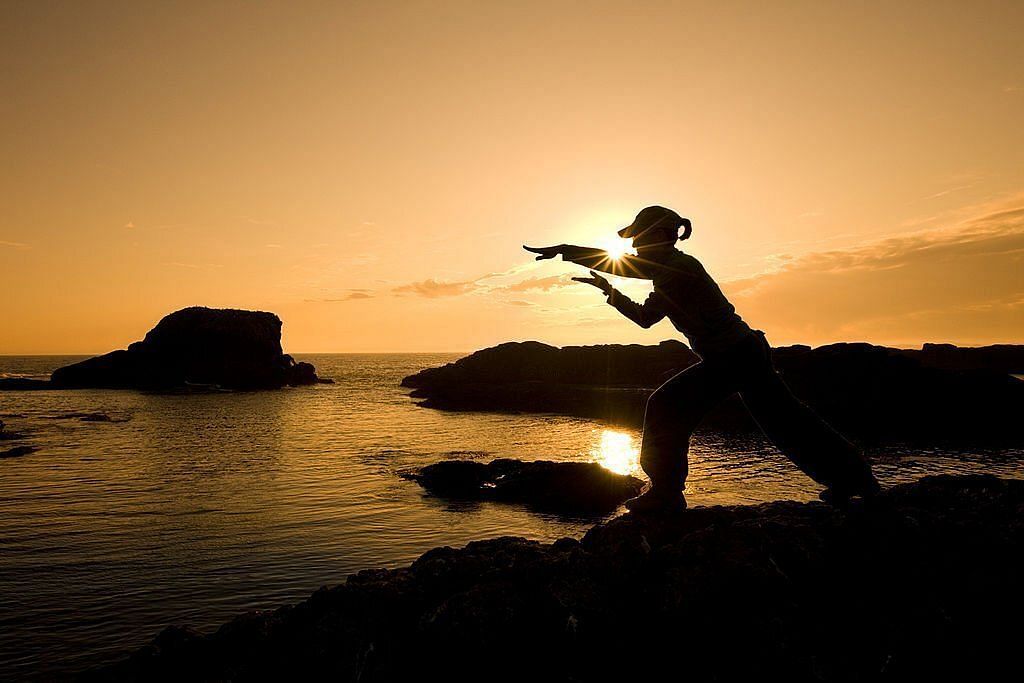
[{"xmin": 2, "ymin": 1, "xmax": 1023, "ymax": 353}]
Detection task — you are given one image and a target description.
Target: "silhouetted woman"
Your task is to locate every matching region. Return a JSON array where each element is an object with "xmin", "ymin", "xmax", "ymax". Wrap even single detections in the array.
[{"xmin": 525, "ymin": 205, "xmax": 879, "ymax": 513}]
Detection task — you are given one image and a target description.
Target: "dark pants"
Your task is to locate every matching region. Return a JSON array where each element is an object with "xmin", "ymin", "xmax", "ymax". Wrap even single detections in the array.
[{"xmin": 640, "ymin": 331, "xmax": 876, "ymax": 493}]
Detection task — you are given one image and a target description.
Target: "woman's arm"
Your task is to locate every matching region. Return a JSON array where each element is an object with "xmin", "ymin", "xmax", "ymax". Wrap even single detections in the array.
[
  {"xmin": 572, "ymin": 270, "xmax": 667, "ymax": 328},
  {"xmin": 523, "ymin": 244, "xmax": 653, "ymax": 279},
  {"xmin": 607, "ymin": 289, "xmax": 668, "ymax": 329}
]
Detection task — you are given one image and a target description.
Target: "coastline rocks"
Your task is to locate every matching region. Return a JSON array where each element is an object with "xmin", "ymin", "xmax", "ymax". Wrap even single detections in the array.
[
  {"xmin": 402, "ymin": 459, "xmax": 644, "ymax": 514},
  {"xmin": 402, "ymin": 340, "xmax": 1024, "ymax": 445},
  {"xmin": 49, "ymin": 307, "xmax": 320, "ymax": 391},
  {"xmin": 84, "ymin": 475, "xmax": 1024, "ymax": 682},
  {"xmin": 40, "ymin": 411, "xmax": 130, "ymax": 422},
  {"xmin": 0, "ymin": 377, "xmax": 52, "ymax": 390}
]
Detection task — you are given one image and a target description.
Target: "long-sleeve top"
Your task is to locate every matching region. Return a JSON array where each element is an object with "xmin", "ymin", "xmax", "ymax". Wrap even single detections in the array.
[{"xmin": 561, "ymin": 246, "xmax": 753, "ymax": 357}]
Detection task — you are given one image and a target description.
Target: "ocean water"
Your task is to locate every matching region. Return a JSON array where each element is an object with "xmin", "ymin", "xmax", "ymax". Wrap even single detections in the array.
[{"xmin": 1, "ymin": 353, "xmax": 1021, "ymax": 680}]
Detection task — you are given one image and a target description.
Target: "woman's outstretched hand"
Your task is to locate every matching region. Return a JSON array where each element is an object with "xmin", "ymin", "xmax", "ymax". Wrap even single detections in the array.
[
  {"xmin": 572, "ymin": 270, "xmax": 613, "ymax": 295},
  {"xmin": 523, "ymin": 244, "xmax": 563, "ymax": 261}
]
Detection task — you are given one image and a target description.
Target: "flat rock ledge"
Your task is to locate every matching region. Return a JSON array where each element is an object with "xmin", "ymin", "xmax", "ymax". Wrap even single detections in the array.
[
  {"xmin": 401, "ymin": 340, "xmax": 1024, "ymax": 445},
  {"xmin": 83, "ymin": 475, "xmax": 1024, "ymax": 682},
  {"xmin": 401, "ymin": 458, "xmax": 645, "ymax": 514}
]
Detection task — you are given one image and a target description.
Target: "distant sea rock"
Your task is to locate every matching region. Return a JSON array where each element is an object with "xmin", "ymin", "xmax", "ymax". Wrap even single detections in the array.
[
  {"xmin": 401, "ymin": 340, "xmax": 1024, "ymax": 446},
  {"xmin": 402, "ymin": 459, "xmax": 644, "ymax": 514},
  {"xmin": 0, "ymin": 420, "xmax": 23, "ymax": 440},
  {"xmin": 46, "ymin": 307, "xmax": 320, "ymax": 391},
  {"xmin": 84, "ymin": 475, "xmax": 1024, "ymax": 682},
  {"xmin": 0, "ymin": 377, "xmax": 51, "ymax": 390},
  {"xmin": 0, "ymin": 445, "xmax": 36, "ymax": 459}
]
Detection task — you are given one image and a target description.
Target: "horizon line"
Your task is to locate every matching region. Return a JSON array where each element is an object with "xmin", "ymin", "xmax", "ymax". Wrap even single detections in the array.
[{"xmin": 2, "ymin": 339, "xmax": 1023, "ymax": 357}]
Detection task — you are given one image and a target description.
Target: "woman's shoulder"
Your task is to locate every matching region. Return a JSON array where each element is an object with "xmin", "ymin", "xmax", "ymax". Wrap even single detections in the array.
[{"xmin": 657, "ymin": 250, "xmax": 706, "ymax": 278}]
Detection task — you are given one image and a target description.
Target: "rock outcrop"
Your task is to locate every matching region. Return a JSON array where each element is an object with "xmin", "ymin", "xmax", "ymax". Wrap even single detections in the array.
[
  {"xmin": 48, "ymin": 307, "xmax": 320, "ymax": 390},
  {"xmin": 402, "ymin": 340, "xmax": 1024, "ymax": 445},
  {"xmin": 402, "ymin": 459, "xmax": 644, "ymax": 514},
  {"xmin": 0, "ymin": 420, "xmax": 21, "ymax": 440},
  {"xmin": 0, "ymin": 421, "xmax": 33, "ymax": 457},
  {"xmin": 83, "ymin": 475, "xmax": 1024, "ymax": 682},
  {"xmin": 0, "ymin": 445, "xmax": 36, "ymax": 459}
]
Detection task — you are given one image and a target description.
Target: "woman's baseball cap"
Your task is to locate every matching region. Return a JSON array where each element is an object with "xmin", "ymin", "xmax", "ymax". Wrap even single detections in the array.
[{"xmin": 618, "ymin": 205, "xmax": 691, "ymax": 240}]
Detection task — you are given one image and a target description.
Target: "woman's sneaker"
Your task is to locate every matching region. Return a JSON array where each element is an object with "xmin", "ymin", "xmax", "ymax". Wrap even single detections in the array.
[
  {"xmin": 624, "ymin": 487, "xmax": 687, "ymax": 514},
  {"xmin": 819, "ymin": 475, "xmax": 882, "ymax": 507}
]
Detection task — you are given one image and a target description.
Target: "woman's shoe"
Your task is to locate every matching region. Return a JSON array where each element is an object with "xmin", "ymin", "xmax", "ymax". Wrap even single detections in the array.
[
  {"xmin": 819, "ymin": 475, "xmax": 882, "ymax": 507},
  {"xmin": 624, "ymin": 487, "xmax": 687, "ymax": 514}
]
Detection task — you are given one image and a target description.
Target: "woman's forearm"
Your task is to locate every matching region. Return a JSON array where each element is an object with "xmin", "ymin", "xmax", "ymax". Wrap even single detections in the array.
[
  {"xmin": 559, "ymin": 245, "xmax": 620, "ymax": 275},
  {"xmin": 560, "ymin": 244, "xmax": 604, "ymax": 261},
  {"xmin": 561, "ymin": 245, "xmax": 651, "ymax": 279}
]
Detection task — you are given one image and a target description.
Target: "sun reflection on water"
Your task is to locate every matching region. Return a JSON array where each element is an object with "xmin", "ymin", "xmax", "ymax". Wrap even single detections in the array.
[{"xmin": 591, "ymin": 429, "xmax": 641, "ymax": 476}]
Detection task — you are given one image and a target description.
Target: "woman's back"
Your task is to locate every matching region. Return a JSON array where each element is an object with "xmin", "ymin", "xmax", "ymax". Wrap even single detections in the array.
[{"xmin": 641, "ymin": 250, "xmax": 753, "ymax": 357}]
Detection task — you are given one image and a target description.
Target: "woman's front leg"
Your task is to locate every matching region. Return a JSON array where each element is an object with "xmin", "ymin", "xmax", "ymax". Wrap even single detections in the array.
[{"xmin": 639, "ymin": 362, "xmax": 734, "ymax": 493}]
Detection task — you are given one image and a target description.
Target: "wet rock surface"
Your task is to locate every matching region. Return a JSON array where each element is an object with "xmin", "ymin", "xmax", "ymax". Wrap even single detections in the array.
[
  {"xmin": 40, "ymin": 411, "xmax": 132, "ymax": 423},
  {"xmin": 0, "ymin": 420, "xmax": 34, "ymax": 457},
  {"xmin": 83, "ymin": 475, "xmax": 1024, "ymax": 682},
  {"xmin": 402, "ymin": 458, "xmax": 644, "ymax": 514},
  {"xmin": 402, "ymin": 340, "xmax": 1024, "ymax": 445},
  {"xmin": 0, "ymin": 445, "xmax": 37, "ymax": 459},
  {"xmin": 0, "ymin": 420, "xmax": 23, "ymax": 440},
  {"xmin": 46, "ymin": 307, "xmax": 321, "ymax": 390}
]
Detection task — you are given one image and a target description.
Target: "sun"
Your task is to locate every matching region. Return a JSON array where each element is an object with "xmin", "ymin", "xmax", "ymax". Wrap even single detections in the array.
[{"xmin": 598, "ymin": 236, "xmax": 632, "ymax": 260}]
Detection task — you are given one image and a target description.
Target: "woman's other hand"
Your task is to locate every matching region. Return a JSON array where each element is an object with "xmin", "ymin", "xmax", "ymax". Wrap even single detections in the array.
[{"xmin": 571, "ymin": 270, "xmax": 613, "ymax": 295}]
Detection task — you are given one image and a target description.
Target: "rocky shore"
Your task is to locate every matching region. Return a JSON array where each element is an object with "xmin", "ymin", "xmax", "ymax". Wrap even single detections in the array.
[
  {"xmin": 402, "ymin": 341, "xmax": 1024, "ymax": 445},
  {"xmin": 84, "ymin": 475, "xmax": 1024, "ymax": 682}
]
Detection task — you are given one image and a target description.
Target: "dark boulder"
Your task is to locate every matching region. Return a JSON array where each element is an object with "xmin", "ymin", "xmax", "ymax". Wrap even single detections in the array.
[
  {"xmin": 1, "ymin": 445, "xmax": 37, "ymax": 459},
  {"xmin": 83, "ymin": 475, "xmax": 1024, "ymax": 682},
  {"xmin": 403, "ymin": 459, "xmax": 644, "ymax": 514},
  {"xmin": 0, "ymin": 419, "xmax": 30, "ymax": 442},
  {"xmin": 282, "ymin": 357, "xmax": 319, "ymax": 386},
  {"xmin": 402, "ymin": 341, "xmax": 1024, "ymax": 445},
  {"xmin": 40, "ymin": 411, "xmax": 129, "ymax": 422},
  {"xmin": 50, "ymin": 307, "xmax": 320, "ymax": 390}
]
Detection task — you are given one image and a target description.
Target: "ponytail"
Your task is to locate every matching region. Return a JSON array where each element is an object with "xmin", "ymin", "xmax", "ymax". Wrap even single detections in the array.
[{"xmin": 678, "ymin": 217, "xmax": 692, "ymax": 241}]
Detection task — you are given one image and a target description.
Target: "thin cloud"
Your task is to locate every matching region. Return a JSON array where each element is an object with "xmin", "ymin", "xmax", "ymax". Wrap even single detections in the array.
[
  {"xmin": 501, "ymin": 274, "xmax": 576, "ymax": 292},
  {"xmin": 163, "ymin": 262, "xmax": 224, "ymax": 269},
  {"xmin": 922, "ymin": 183, "xmax": 976, "ymax": 201},
  {"xmin": 0, "ymin": 240, "xmax": 29, "ymax": 248},
  {"xmin": 307, "ymin": 291, "xmax": 374, "ymax": 302},
  {"xmin": 475, "ymin": 260, "xmax": 543, "ymax": 281},
  {"xmin": 244, "ymin": 216, "xmax": 277, "ymax": 226},
  {"xmin": 393, "ymin": 278, "xmax": 480, "ymax": 298},
  {"xmin": 394, "ymin": 265, "xmax": 582, "ymax": 300},
  {"xmin": 393, "ymin": 267, "xmax": 573, "ymax": 299}
]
